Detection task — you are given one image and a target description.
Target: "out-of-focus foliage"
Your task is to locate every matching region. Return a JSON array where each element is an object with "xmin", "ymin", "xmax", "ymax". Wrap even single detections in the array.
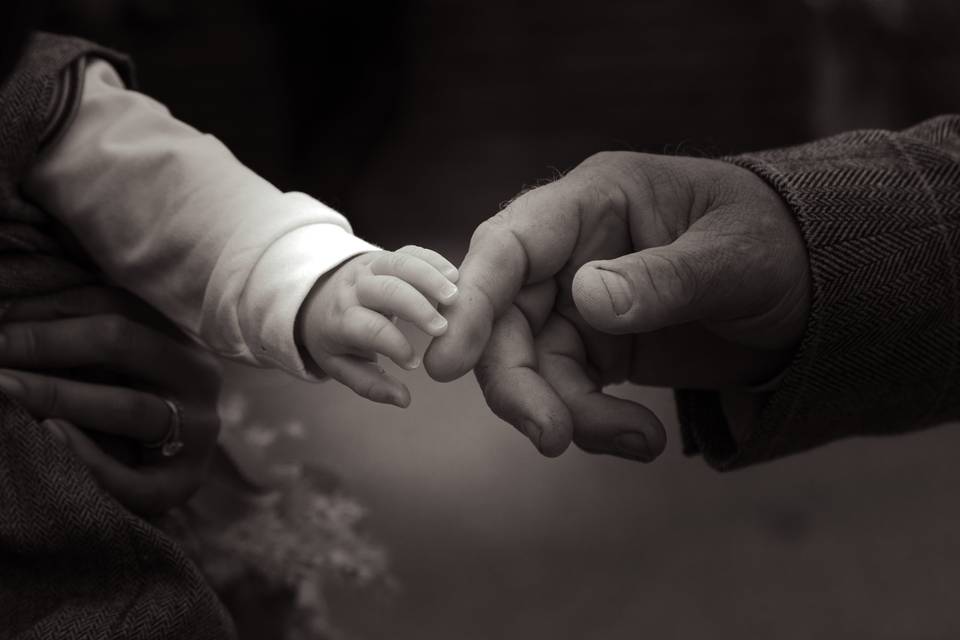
[{"xmin": 160, "ymin": 393, "xmax": 393, "ymax": 640}]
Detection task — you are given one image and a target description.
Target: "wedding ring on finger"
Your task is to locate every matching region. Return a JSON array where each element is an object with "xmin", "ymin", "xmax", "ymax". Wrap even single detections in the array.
[{"xmin": 144, "ymin": 398, "xmax": 185, "ymax": 458}]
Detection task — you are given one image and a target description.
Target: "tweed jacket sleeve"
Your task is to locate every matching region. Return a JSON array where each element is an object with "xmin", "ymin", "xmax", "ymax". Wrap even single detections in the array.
[
  {"xmin": 677, "ymin": 115, "xmax": 960, "ymax": 470},
  {"xmin": 0, "ymin": 34, "xmax": 236, "ymax": 639}
]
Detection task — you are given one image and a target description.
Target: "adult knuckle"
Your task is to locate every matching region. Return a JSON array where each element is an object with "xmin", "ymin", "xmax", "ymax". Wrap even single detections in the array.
[
  {"xmin": 582, "ymin": 150, "xmax": 620, "ymax": 167},
  {"xmin": 584, "ymin": 172, "xmax": 630, "ymax": 221},
  {"xmin": 471, "ymin": 210, "xmax": 515, "ymax": 247}
]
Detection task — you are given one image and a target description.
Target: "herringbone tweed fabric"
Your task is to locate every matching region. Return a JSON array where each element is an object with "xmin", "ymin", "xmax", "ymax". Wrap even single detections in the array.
[
  {"xmin": 0, "ymin": 33, "xmax": 235, "ymax": 639},
  {"xmin": 678, "ymin": 116, "xmax": 960, "ymax": 470}
]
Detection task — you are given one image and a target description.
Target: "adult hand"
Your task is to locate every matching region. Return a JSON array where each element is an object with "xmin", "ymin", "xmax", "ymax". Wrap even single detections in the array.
[
  {"xmin": 0, "ymin": 286, "xmax": 222, "ymax": 514},
  {"xmin": 425, "ymin": 152, "xmax": 810, "ymax": 460}
]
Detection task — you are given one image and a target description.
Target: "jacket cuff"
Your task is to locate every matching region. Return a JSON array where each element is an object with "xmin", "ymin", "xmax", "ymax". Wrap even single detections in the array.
[{"xmin": 679, "ymin": 116, "xmax": 960, "ymax": 469}]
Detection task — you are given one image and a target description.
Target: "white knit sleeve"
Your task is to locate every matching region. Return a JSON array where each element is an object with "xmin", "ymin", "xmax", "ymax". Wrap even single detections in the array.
[{"xmin": 24, "ymin": 59, "xmax": 379, "ymax": 378}]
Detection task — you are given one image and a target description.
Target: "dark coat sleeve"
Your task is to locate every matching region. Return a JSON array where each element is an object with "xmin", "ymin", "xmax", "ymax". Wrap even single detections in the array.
[
  {"xmin": 678, "ymin": 116, "xmax": 960, "ymax": 470},
  {"xmin": 0, "ymin": 33, "xmax": 236, "ymax": 638}
]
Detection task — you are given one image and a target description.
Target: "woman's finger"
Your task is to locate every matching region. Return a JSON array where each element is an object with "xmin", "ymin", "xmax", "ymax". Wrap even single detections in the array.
[
  {"xmin": 331, "ymin": 306, "xmax": 418, "ymax": 370},
  {"xmin": 396, "ymin": 245, "xmax": 460, "ymax": 282},
  {"xmin": 356, "ymin": 275, "xmax": 448, "ymax": 337},
  {"xmin": 370, "ymin": 252, "xmax": 459, "ymax": 305},
  {"xmin": 316, "ymin": 353, "xmax": 410, "ymax": 407},
  {"xmin": 0, "ymin": 369, "xmax": 171, "ymax": 442},
  {"xmin": 1, "ymin": 286, "xmax": 147, "ymax": 323},
  {"xmin": 44, "ymin": 419, "xmax": 200, "ymax": 515},
  {"xmin": 0, "ymin": 315, "xmax": 221, "ymax": 394}
]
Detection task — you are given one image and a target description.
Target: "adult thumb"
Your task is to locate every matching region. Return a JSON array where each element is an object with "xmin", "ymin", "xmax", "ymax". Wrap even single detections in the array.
[{"xmin": 572, "ymin": 235, "xmax": 734, "ymax": 335}]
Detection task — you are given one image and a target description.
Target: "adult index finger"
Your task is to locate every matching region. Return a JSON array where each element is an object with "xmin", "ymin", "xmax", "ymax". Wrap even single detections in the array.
[{"xmin": 424, "ymin": 175, "xmax": 591, "ymax": 382}]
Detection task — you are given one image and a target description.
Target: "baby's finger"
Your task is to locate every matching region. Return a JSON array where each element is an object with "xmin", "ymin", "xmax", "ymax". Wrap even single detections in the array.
[
  {"xmin": 336, "ymin": 306, "xmax": 419, "ymax": 369},
  {"xmin": 370, "ymin": 252, "xmax": 459, "ymax": 305},
  {"xmin": 396, "ymin": 245, "xmax": 460, "ymax": 282},
  {"xmin": 318, "ymin": 354, "xmax": 411, "ymax": 407},
  {"xmin": 357, "ymin": 275, "xmax": 448, "ymax": 337}
]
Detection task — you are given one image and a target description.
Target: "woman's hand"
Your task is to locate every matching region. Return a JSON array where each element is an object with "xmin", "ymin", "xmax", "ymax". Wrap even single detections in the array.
[{"xmin": 0, "ymin": 286, "xmax": 222, "ymax": 514}]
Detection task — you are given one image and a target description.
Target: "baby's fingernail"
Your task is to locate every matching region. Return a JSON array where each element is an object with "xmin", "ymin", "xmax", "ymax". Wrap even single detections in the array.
[
  {"xmin": 404, "ymin": 354, "xmax": 421, "ymax": 370},
  {"xmin": 440, "ymin": 282, "xmax": 458, "ymax": 302},
  {"xmin": 428, "ymin": 316, "xmax": 448, "ymax": 335},
  {"xmin": 443, "ymin": 267, "xmax": 460, "ymax": 282},
  {"xmin": 614, "ymin": 432, "xmax": 653, "ymax": 462},
  {"xmin": 0, "ymin": 372, "xmax": 22, "ymax": 396}
]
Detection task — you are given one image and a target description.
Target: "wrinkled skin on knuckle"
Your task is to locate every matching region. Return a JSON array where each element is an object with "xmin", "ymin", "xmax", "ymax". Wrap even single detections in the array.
[
  {"xmin": 646, "ymin": 250, "xmax": 701, "ymax": 312},
  {"xmin": 468, "ymin": 215, "xmax": 504, "ymax": 251}
]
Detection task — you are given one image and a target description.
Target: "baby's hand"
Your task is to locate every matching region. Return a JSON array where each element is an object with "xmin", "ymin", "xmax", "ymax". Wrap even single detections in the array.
[{"xmin": 296, "ymin": 245, "xmax": 459, "ymax": 407}]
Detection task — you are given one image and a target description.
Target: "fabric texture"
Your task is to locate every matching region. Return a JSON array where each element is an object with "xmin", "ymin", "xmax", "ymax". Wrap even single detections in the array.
[
  {"xmin": 25, "ymin": 59, "xmax": 379, "ymax": 379},
  {"xmin": 678, "ymin": 115, "xmax": 960, "ymax": 470},
  {"xmin": 0, "ymin": 32, "xmax": 235, "ymax": 640}
]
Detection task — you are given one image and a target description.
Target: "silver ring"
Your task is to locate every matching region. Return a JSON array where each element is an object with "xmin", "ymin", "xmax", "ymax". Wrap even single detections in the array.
[{"xmin": 144, "ymin": 398, "xmax": 185, "ymax": 458}]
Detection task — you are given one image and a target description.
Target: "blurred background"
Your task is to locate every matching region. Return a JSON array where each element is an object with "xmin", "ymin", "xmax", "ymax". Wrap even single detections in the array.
[{"xmin": 38, "ymin": 0, "xmax": 960, "ymax": 637}]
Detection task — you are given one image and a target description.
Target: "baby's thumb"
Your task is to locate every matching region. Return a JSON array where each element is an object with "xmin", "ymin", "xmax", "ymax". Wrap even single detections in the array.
[{"xmin": 573, "ymin": 237, "xmax": 725, "ymax": 335}]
